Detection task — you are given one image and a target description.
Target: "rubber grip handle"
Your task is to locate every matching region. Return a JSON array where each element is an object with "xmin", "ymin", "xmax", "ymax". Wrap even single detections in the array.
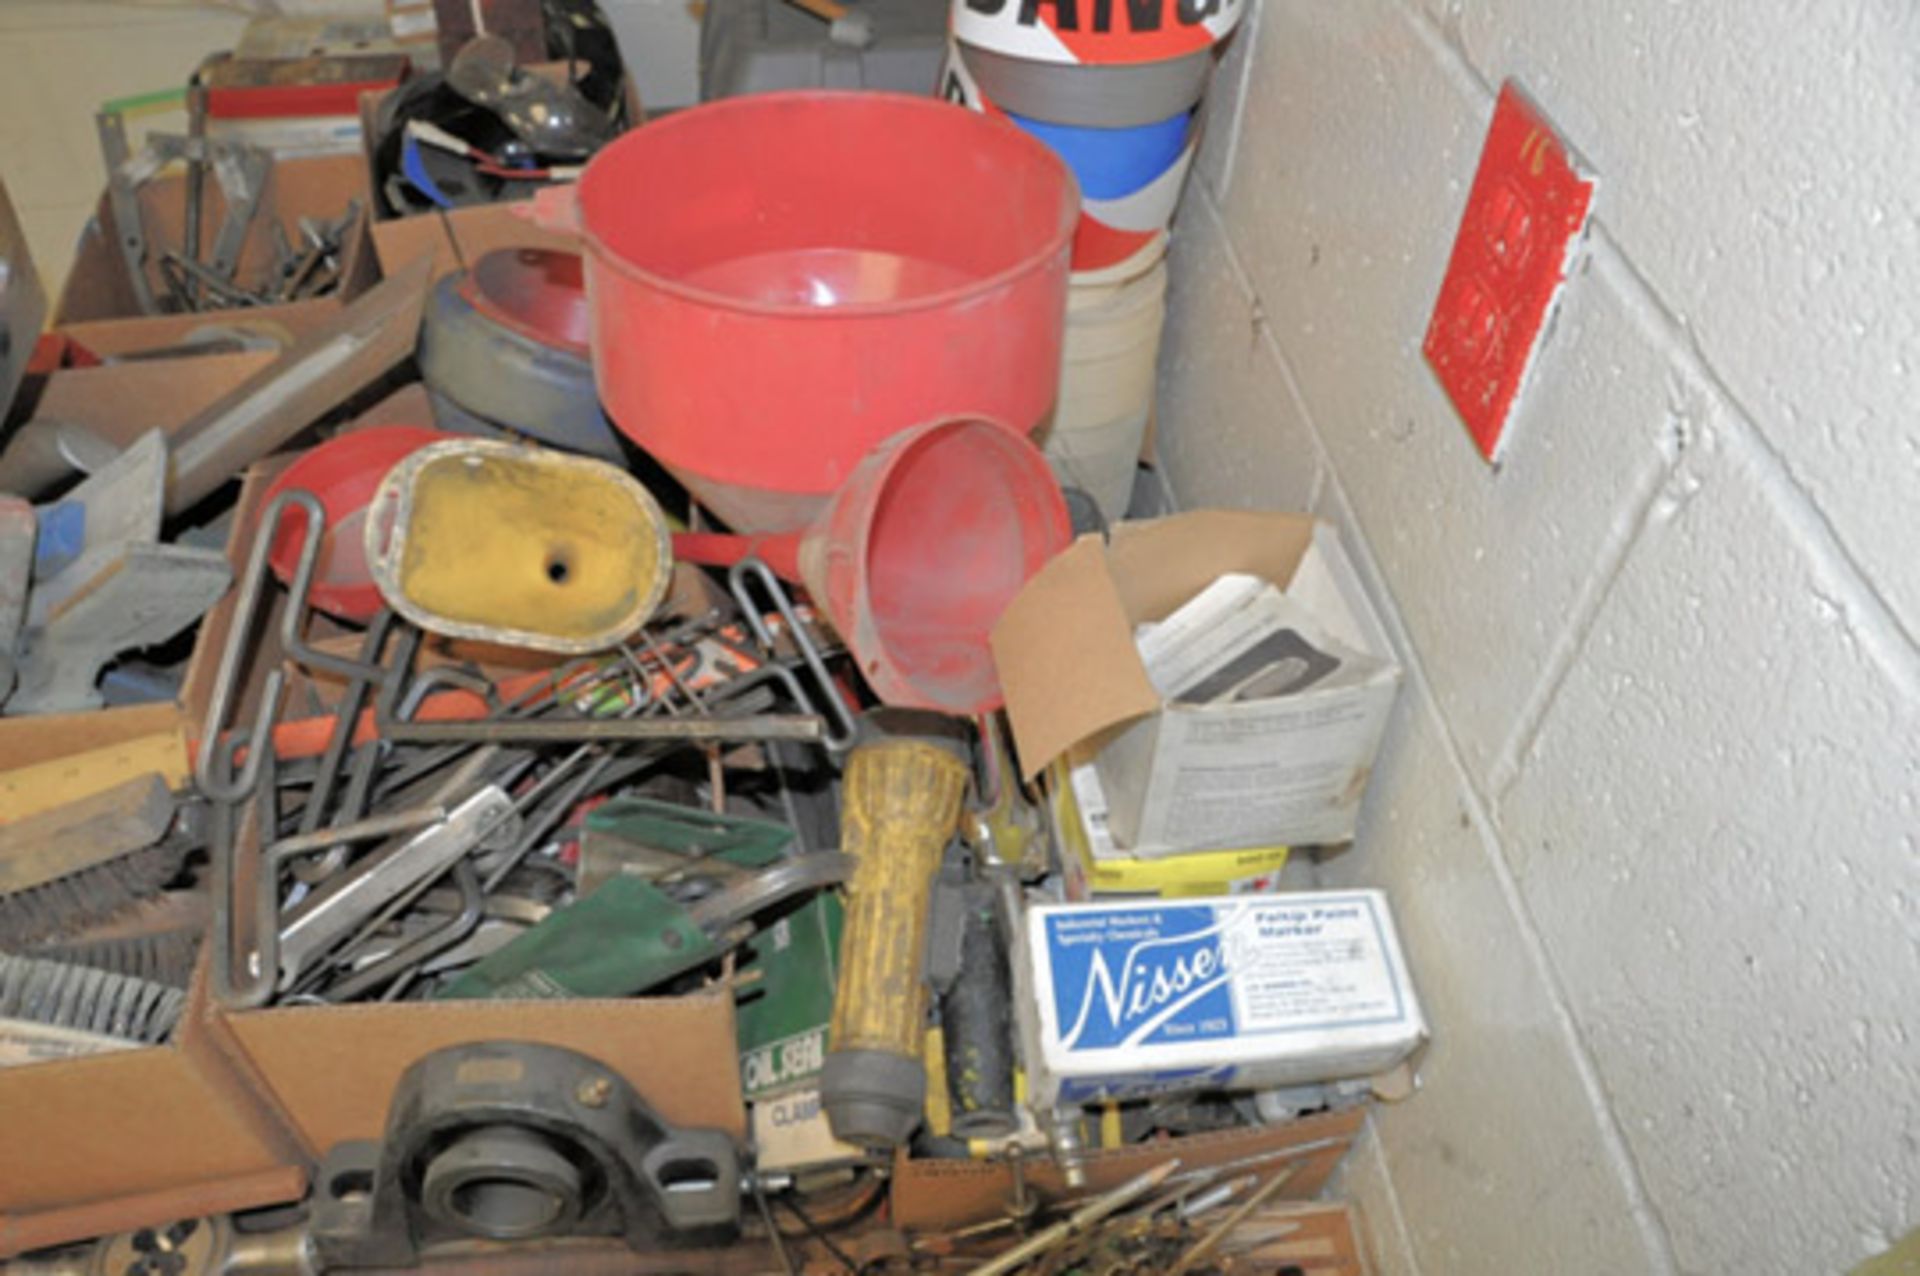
[
  {"xmin": 941, "ymin": 896, "xmax": 1016, "ymax": 1139},
  {"xmin": 827, "ymin": 737, "xmax": 970, "ymax": 1060}
]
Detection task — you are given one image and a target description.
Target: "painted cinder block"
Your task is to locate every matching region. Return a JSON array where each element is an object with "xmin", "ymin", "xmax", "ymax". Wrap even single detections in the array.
[
  {"xmin": 1197, "ymin": 0, "xmax": 1688, "ymax": 787},
  {"xmin": 1159, "ymin": 0, "xmax": 1920, "ymax": 1269},
  {"xmin": 1452, "ymin": 0, "xmax": 1920, "ymax": 651},
  {"xmin": 1193, "ymin": 3, "xmax": 1260, "ymax": 198},
  {"xmin": 1316, "ymin": 692, "xmax": 1666, "ymax": 1274},
  {"xmin": 1497, "ymin": 416, "xmax": 1920, "ymax": 1275},
  {"xmin": 1157, "ymin": 197, "xmax": 1324, "ymax": 514}
]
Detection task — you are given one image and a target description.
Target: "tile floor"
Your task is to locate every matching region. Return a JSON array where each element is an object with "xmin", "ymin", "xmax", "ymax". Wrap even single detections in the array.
[{"xmin": 0, "ymin": 1, "xmax": 249, "ymax": 299}]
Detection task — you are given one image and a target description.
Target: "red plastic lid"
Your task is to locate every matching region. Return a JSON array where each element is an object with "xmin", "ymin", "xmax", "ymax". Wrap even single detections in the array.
[
  {"xmin": 264, "ymin": 426, "xmax": 449, "ymax": 621},
  {"xmin": 459, "ymin": 248, "xmax": 591, "ymax": 355}
]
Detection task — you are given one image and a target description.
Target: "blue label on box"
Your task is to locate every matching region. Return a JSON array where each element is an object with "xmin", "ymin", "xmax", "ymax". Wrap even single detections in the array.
[{"xmin": 1044, "ymin": 905, "xmax": 1238, "ymax": 1052}]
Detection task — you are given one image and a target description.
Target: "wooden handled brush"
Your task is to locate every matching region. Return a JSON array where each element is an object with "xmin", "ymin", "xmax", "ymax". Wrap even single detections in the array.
[{"xmin": 0, "ymin": 773, "xmax": 189, "ymax": 948}]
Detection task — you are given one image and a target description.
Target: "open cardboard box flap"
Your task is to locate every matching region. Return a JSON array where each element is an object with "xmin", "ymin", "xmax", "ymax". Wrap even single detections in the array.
[
  {"xmin": 33, "ymin": 352, "xmax": 277, "ymax": 449},
  {"xmin": 59, "ymin": 301, "xmax": 350, "ymax": 358},
  {"xmin": 991, "ymin": 511, "xmax": 1321, "ymax": 781},
  {"xmin": 370, "ymin": 199, "xmax": 580, "ymax": 286},
  {"xmin": 0, "ymin": 1043, "xmax": 288, "ymax": 1216}
]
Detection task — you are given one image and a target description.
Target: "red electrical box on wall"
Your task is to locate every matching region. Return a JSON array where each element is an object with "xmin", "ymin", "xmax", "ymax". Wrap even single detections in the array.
[{"xmin": 1424, "ymin": 81, "xmax": 1595, "ymax": 463}]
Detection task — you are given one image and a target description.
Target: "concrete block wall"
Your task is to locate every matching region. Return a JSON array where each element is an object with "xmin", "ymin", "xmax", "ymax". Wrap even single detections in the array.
[{"xmin": 1156, "ymin": 1, "xmax": 1920, "ymax": 1271}]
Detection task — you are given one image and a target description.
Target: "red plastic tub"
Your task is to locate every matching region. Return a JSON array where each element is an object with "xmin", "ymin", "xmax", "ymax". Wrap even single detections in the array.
[
  {"xmin": 540, "ymin": 91, "xmax": 1079, "ymax": 533},
  {"xmin": 264, "ymin": 426, "xmax": 448, "ymax": 620}
]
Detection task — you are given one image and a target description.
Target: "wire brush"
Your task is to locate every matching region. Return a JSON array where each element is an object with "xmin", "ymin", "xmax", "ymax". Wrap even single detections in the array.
[
  {"xmin": 0, "ymin": 953, "xmax": 185, "ymax": 1045},
  {"xmin": 0, "ymin": 834, "xmax": 193, "ymax": 949}
]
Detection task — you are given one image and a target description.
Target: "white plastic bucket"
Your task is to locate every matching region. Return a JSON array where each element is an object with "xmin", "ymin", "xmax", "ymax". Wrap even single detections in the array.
[
  {"xmin": 1042, "ymin": 252, "xmax": 1169, "ymax": 519},
  {"xmin": 1043, "ymin": 404, "xmax": 1152, "ymax": 523}
]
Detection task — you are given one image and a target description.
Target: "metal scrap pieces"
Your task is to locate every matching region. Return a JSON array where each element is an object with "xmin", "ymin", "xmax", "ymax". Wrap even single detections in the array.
[
  {"xmin": 91, "ymin": 115, "xmax": 355, "ymax": 316},
  {"xmin": 3, "ymin": 431, "xmax": 232, "ymax": 716}
]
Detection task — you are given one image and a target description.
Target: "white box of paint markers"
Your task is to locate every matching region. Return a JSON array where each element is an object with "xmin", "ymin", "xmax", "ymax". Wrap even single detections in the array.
[{"xmin": 1022, "ymin": 891, "xmax": 1426, "ymax": 1105}]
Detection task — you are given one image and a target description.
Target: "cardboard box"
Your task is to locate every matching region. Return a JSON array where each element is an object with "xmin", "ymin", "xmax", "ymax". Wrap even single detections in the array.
[
  {"xmin": 193, "ymin": 463, "xmax": 746, "ymax": 1157},
  {"xmin": 0, "ymin": 960, "xmax": 308, "ymax": 1257},
  {"xmin": 208, "ymin": 995, "xmax": 746, "ymax": 1161},
  {"xmin": 0, "ymin": 973, "xmax": 744, "ymax": 1255},
  {"xmin": 3, "ymin": 452, "xmax": 749, "ymax": 1251},
  {"xmin": 30, "ymin": 352, "xmax": 277, "ymax": 451},
  {"xmin": 1018, "ymin": 891, "xmax": 1428, "ymax": 1106},
  {"xmin": 889, "ymin": 1106, "xmax": 1364, "ymax": 1231},
  {"xmin": 749, "ymin": 1084, "xmax": 863, "ymax": 1174},
  {"xmin": 55, "ymin": 153, "xmax": 378, "ymax": 333},
  {"xmin": 1051, "ymin": 757, "xmax": 1292, "ymax": 900},
  {"xmin": 0, "ymin": 413, "xmax": 263, "ymax": 817},
  {"xmin": 0, "ymin": 460, "xmax": 312, "ymax": 1252},
  {"xmin": 991, "ymin": 512, "xmax": 1403, "ymax": 853},
  {"xmin": 369, "ymin": 198, "xmax": 580, "ymax": 285},
  {"xmin": 59, "ymin": 301, "xmax": 349, "ymax": 359}
]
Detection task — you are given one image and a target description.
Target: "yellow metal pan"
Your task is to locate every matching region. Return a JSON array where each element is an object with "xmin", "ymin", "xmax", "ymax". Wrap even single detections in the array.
[{"xmin": 365, "ymin": 439, "xmax": 672, "ymax": 653}]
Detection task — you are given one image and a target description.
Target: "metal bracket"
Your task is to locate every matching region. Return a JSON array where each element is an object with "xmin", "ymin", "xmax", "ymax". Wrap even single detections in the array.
[
  {"xmin": 145, "ymin": 131, "xmax": 273, "ymax": 296},
  {"xmin": 309, "ymin": 1041, "xmax": 740, "ymax": 1267},
  {"xmin": 95, "ymin": 110, "xmax": 159, "ymax": 315},
  {"xmin": 5, "ymin": 432, "xmax": 230, "ymax": 715}
]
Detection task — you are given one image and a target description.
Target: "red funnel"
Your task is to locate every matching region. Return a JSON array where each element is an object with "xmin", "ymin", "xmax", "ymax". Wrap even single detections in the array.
[
  {"xmin": 675, "ymin": 418, "xmax": 1070, "ymax": 714},
  {"xmin": 543, "ymin": 91, "xmax": 1077, "ymax": 534}
]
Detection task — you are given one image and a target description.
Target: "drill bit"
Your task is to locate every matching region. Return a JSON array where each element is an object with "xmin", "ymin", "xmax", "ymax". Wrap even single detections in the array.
[
  {"xmin": 969, "ymin": 1160, "xmax": 1179, "ymax": 1276},
  {"xmin": 1166, "ymin": 1164, "xmax": 1301, "ymax": 1276}
]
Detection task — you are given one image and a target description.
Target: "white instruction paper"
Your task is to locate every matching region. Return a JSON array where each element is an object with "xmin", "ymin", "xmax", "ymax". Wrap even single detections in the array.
[{"xmin": 1097, "ymin": 541, "xmax": 1401, "ymax": 852}]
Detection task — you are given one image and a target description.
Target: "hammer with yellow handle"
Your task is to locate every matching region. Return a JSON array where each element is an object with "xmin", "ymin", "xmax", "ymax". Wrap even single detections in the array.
[{"xmin": 821, "ymin": 711, "xmax": 973, "ymax": 1148}]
